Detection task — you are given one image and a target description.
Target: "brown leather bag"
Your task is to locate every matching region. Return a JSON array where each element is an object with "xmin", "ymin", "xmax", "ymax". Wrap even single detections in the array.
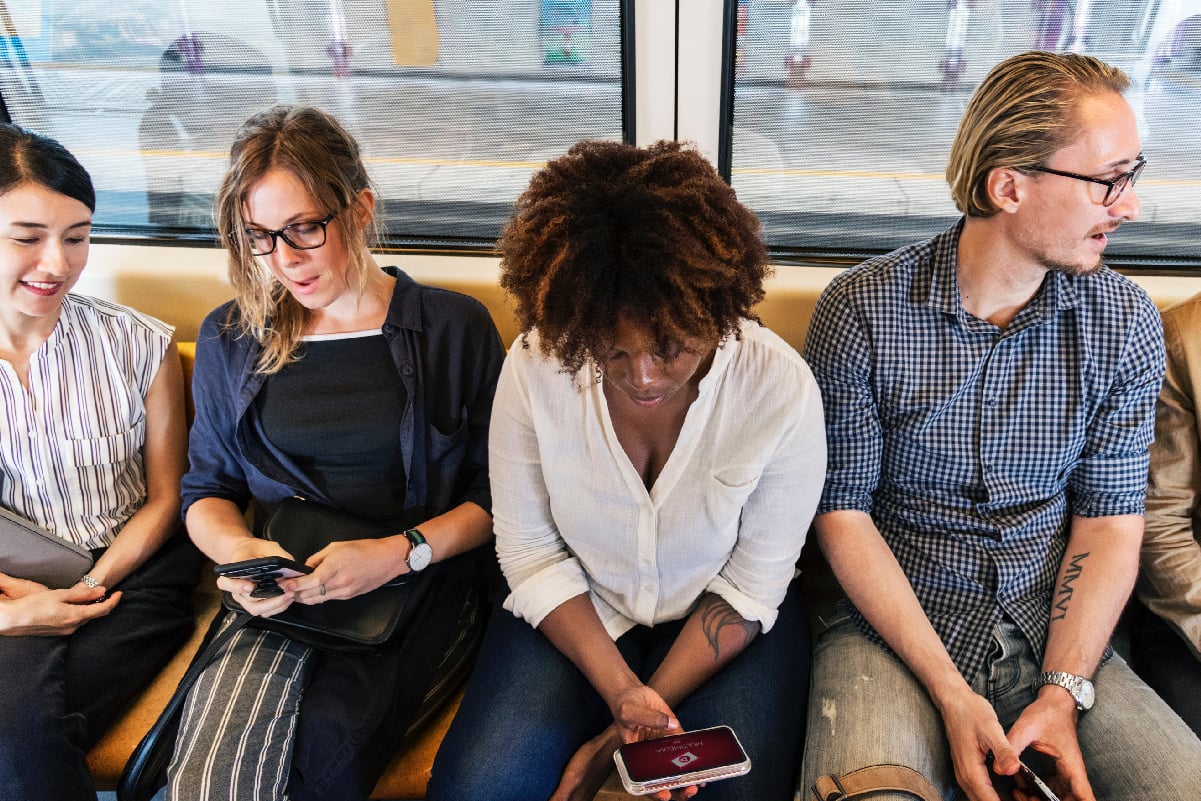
[{"xmin": 811, "ymin": 764, "xmax": 943, "ymax": 801}]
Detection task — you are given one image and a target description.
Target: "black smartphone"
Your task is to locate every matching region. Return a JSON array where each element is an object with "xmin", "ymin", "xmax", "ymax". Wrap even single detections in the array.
[
  {"xmin": 214, "ymin": 557, "xmax": 312, "ymax": 598},
  {"xmin": 1015, "ymin": 760, "xmax": 1061, "ymax": 801},
  {"xmin": 988, "ymin": 753, "xmax": 1061, "ymax": 801},
  {"xmin": 613, "ymin": 725, "xmax": 751, "ymax": 795}
]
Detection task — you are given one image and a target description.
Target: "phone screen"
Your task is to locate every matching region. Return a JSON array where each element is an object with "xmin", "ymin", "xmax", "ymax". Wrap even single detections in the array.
[{"xmin": 618, "ymin": 726, "xmax": 747, "ymax": 783}]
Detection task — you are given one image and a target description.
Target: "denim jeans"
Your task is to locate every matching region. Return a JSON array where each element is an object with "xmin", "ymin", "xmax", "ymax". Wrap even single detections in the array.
[
  {"xmin": 799, "ymin": 612, "xmax": 1201, "ymax": 801},
  {"xmin": 1129, "ymin": 600, "xmax": 1201, "ymax": 738},
  {"xmin": 428, "ymin": 580, "xmax": 810, "ymax": 801}
]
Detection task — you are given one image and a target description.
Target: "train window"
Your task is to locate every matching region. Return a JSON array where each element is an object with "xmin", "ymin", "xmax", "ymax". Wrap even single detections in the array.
[
  {"xmin": 727, "ymin": 1, "xmax": 1201, "ymax": 268},
  {"xmin": 0, "ymin": 1, "xmax": 626, "ymax": 248}
]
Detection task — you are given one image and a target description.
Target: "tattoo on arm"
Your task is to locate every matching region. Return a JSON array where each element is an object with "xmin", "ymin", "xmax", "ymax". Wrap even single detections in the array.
[
  {"xmin": 699, "ymin": 595, "xmax": 760, "ymax": 661},
  {"xmin": 1050, "ymin": 551, "xmax": 1090, "ymax": 622}
]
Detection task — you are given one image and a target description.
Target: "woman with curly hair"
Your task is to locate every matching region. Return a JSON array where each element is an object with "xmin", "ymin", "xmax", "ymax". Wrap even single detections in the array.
[{"xmin": 428, "ymin": 140, "xmax": 826, "ymax": 801}]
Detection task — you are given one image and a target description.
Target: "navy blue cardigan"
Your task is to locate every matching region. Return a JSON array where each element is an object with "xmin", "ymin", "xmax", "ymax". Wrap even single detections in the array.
[{"xmin": 181, "ymin": 267, "xmax": 505, "ymax": 529}]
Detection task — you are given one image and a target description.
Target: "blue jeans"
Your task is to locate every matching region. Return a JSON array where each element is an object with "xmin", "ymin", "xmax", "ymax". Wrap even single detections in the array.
[
  {"xmin": 799, "ymin": 612, "xmax": 1201, "ymax": 801},
  {"xmin": 428, "ymin": 581, "xmax": 810, "ymax": 801},
  {"xmin": 1129, "ymin": 600, "xmax": 1201, "ymax": 738}
]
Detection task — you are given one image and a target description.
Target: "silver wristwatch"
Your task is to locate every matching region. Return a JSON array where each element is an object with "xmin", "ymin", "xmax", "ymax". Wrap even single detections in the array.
[{"xmin": 1036, "ymin": 671, "xmax": 1095, "ymax": 712}]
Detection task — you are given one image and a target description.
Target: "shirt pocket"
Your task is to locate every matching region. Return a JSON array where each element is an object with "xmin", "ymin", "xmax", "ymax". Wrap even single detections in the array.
[
  {"xmin": 427, "ymin": 411, "xmax": 470, "ymax": 507},
  {"xmin": 703, "ymin": 464, "xmax": 763, "ymax": 530},
  {"xmin": 61, "ymin": 421, "xmax": 145, "ymax": 468}
]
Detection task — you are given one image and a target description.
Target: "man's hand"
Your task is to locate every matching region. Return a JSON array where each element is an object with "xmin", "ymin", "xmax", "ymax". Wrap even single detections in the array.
[
  {"xmin": 939, "ymin": 686, "xmax": 1019, "ymax": 801},
  {"xmin": 1006, "ymin": 690, "xmax": 1094, "ymax": 801}
]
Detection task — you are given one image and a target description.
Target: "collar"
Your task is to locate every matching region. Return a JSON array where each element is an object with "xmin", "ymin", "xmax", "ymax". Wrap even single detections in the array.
[
  {"xmin": 923, "ymin": 219, "xmax": 1080, "ymax": 328},
  {"xmin": 382, "ymin": 266, "xmax": 423, "ymax": 333}
]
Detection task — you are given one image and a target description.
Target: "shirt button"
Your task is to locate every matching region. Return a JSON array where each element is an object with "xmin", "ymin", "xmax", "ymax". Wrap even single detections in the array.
[
  {"xmin": 983, "ymin": 464, "xmax": 993, "ymax": 473},
  {"xmin": 401, "ymin": 365, "xmax": 414, "ymax": 376},
  {"xmin": 986, "ymin": 398, "xmax": 996, "ymax": 407}
]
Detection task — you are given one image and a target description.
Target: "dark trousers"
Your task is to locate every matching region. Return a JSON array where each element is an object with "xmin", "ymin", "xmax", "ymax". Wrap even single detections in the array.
[
  {"xmin": 1129, "ymin": 600, "xmax": 1201, "ymax": 738},
  {"xmin": 0, "ymin": 532, "xmax": 199, "ymax": 801},
  {"xmin": 428, "ymin": 580, "xmax": 810, "ymax": 801}
]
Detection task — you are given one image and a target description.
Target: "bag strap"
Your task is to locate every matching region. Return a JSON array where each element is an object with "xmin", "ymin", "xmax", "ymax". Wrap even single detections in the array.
[
  {"xmin": 116, "ymin": 612, "xmax": 253, "ymax": 801},
  {"xmin": 811, "ymin": 764, "xmax": 943, "ymax": 801}
]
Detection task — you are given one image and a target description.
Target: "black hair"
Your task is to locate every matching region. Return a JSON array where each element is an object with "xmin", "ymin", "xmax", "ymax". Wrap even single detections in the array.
[{"xmin": 0, "ymin": 123, "xmax": 95, "ymax": 211}]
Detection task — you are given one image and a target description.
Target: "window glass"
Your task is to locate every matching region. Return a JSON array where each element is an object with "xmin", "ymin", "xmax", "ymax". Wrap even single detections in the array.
[
  {"xmin": 0, "ymin": 0, "xmax": 624, "ymax": 245},
  {"xmin": 730, "ymin": 1, "xmax": 1201, "ymax": 264}
]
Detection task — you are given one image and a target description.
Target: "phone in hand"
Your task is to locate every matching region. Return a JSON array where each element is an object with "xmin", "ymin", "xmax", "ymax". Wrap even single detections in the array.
[
  {"xmin": 214, "ymin": 557, "xmax": 312, "ymax": 598},
  {"xmin": 613, "ymin": 725, "xmax": 751, "ymax": 796},
  {"xmin": 988, "ymin": 752, "xmax": 1062, "ymax": 801},
  {"xmin": 1015, "ymin": 760, "xmax": 1061, "ymax": 801}
]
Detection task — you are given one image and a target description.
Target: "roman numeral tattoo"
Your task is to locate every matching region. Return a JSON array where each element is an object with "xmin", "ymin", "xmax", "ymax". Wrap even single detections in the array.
[{"xmin": 1051, "ymin": 551, "xmax": 1090, "ymax": 621}]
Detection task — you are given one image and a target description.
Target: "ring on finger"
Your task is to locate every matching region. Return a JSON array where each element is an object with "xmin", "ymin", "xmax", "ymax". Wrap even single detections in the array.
[{"xmin": 318, "ymin": 583, "xmax": 327, "ymax": 597}]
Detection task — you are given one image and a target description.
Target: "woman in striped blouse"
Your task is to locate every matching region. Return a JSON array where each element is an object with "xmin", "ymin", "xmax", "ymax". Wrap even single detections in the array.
[{"xmin": 0, "ymin": 125, "xmax": 198, "ymax": 801}]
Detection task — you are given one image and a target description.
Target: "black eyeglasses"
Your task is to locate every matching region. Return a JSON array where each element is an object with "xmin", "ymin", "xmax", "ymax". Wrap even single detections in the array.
[
  {"xmin": 236, "ymin": 213, "xmax": 336, "ymax": 256},
  {"xmin": 1022, "ymin": 157, "xmax": 1146, "ymax": 207}
]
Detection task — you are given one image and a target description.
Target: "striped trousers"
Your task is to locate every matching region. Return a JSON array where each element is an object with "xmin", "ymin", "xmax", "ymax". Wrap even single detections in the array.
[{"xmin": 167, "ymin": 618, "xmax": 312, "ymax": 801}]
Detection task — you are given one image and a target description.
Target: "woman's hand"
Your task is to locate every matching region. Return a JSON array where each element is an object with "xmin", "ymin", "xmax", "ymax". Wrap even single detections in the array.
[
  {"xmin": 551, "ymin": 689, "xmax": 700, "ymax": 801},
  {"xmin": 610, "ymin": 683, "xmax": 682, "ymax": 744},
  {"xmin": 0, "ymin": 572, "xmax": 51, "ymax": 601},
  {"xmin": 216, "ymin": 538, "xmax": 298, "ymax": 618},
  {"xmin": 280, "ymin": 537, "xmax": 408, "ymax": 605},
  {"xmin": 0, "ymin": 573, "xmax": 120, "ymax": 636}
]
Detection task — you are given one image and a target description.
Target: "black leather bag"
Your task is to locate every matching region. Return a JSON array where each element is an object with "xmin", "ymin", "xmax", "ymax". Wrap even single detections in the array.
[{"xmin": 221, "ymin": 496, "xmax": 437, "ymax": 652}]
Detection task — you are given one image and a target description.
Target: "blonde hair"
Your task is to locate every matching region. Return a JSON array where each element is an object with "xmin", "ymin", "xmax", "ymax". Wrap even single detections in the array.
[
  {"xmin": 216, "ymin": 105, "xmax": 377, "ymax": 373},
  {"xmin": 947, "ymin": 51, "xmax": 1130, "ymax": 218}
]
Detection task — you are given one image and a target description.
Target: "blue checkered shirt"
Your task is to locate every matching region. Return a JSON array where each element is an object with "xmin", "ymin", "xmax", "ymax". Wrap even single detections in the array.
[{"xmin": 803, "ymin": 221, "xmax": 1165, "ymax": 676}]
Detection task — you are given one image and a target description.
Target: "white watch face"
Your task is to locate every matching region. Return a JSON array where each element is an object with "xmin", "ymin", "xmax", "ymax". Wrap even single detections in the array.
[
  {"xmin": 1078, "ymin": 679, "xmax": 1095, "ymax": 710},
  {"xmin": 408, "ymin": 542, "xmax": 433, "ymax": 572}
]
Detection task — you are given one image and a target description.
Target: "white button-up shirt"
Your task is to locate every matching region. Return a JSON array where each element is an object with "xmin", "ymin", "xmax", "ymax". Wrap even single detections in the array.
[{"xmin": 491, "ymin": 320, "xmax": 826, "ymax": 639}]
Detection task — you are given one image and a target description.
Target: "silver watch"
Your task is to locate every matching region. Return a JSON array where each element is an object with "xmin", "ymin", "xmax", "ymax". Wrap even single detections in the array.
[{"xmin": 1036, "ymin": 671, "xmax": 1095, "ymax": 712}]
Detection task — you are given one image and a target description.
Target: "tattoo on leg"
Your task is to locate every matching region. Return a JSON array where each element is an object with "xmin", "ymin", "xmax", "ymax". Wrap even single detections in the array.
[
  {"xmin": 699, "ymin": 595, "xmax": 759, "ymax": 660},
  {"xmin": 1051, "ymin": 551, "xmax": 1090, "ymax": 622}
]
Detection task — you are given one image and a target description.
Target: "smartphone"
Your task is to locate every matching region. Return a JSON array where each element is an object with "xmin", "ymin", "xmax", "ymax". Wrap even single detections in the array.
[
  {"xmin": 613, "ymin": 725, "xmax": 751, "ymax": 796},
  {"xmin": 214, "ymin": 557, "xmax": 312, "ymax": 598},
  {"xmin": 988, "ymin": 753, "xmax": 1061, "ymax": 801},
  {"xmin": 1015, "ymin": 760, "xmax": 1061, "ymax": 801}
]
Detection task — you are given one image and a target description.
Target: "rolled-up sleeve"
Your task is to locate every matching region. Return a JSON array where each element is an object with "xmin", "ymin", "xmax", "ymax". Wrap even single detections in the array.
[
  {"xmin": 491, "ymin": 350, "xmax": 590, "ymax": 628},
  {"xmin": 803, "ymin": 279, "xmax": 881, "ymax": 516},
  {"xmin": 1069, "ymin": 295, "xmax": 1164, "ymax": 518},
  {"xmin": 706, "ymin": 357, "xmax": 825, "ymax": 632}
]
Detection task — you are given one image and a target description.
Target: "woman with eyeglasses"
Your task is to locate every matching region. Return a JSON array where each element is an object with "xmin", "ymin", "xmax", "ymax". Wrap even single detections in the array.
[
  {"xmin": 0, "ymin": 124, "xmax": 198, "ymax": 800},
  {"xmin": 166, "ymin": 105, "xmax": 504, "ymax": 801}
]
